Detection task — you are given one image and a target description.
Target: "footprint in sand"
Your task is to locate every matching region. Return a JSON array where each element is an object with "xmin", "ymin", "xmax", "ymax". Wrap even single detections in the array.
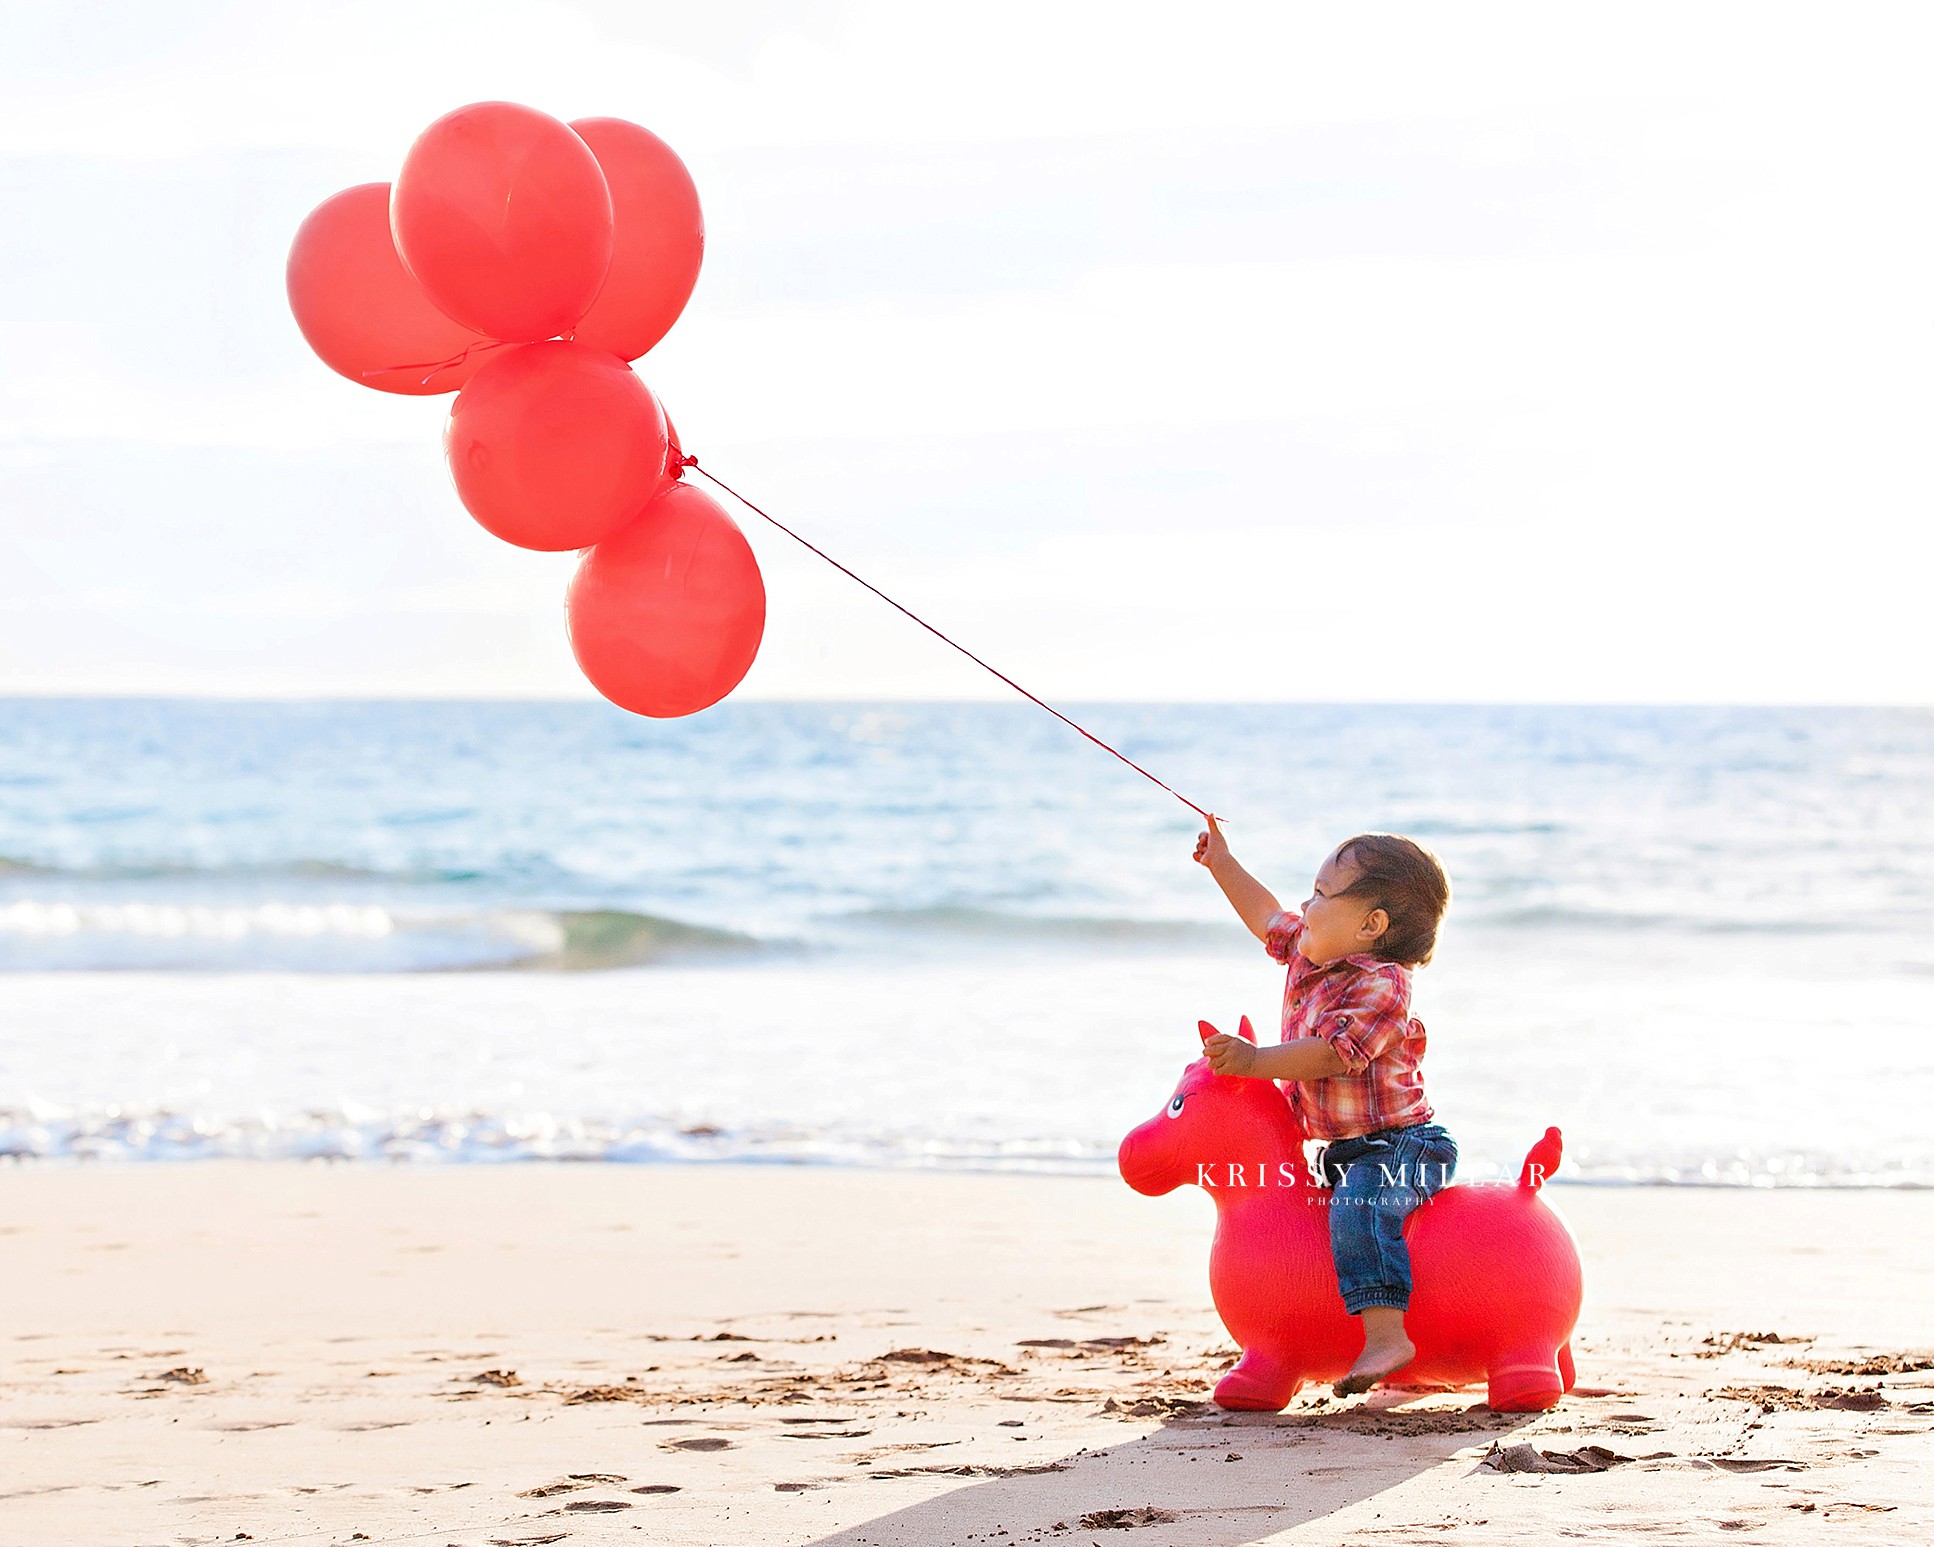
[
  {"xmin": 519, "ymin": 1472, "xmax": 629, "ymax": 1499},
  {"xmin": 777, "ymin": 1429, "xmax": 873, "ymax": 1440},
  {"xmin": 1786, "ymin": 1353, "xmax": 1934, "ymax": 1375}
]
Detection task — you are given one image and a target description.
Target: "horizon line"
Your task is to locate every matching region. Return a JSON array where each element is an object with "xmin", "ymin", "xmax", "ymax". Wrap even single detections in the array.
[{"xmin": 0, "ymin": 692, "xmax": 1927, "ymax": 713}]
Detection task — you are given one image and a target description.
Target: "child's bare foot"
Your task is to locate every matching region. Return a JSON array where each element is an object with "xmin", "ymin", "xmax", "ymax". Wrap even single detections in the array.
[{"xmin": 1333, "ymin": 1307, "xmax": 1415, "ymax": 1397}]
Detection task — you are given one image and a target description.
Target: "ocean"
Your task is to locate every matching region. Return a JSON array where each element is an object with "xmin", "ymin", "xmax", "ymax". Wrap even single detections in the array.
[{"xmin": 1, "ymin": 699, "xmax": 1929, "ymax": 1186}]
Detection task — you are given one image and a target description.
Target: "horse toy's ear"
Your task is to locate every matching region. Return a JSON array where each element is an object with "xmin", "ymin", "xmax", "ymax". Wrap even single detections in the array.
[
  {"xmin": 1236, "ymin": 1014, "xmax": 1256, "ymax": 1043},
  {"xmin": 1197, "ymin": 1019, "xmax": 1219, "ymax": 1045}
]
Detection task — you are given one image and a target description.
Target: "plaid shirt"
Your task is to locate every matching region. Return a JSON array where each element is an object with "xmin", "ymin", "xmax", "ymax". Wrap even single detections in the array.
[{"xmin": 1262, "ymin": 909, "xmax": 1433, "ymax": 1142}]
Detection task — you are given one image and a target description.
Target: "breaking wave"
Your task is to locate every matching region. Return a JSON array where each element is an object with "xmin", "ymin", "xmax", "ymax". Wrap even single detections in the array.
[{"xmin": 0, "ymin": 901, "xmax": 762, "ymax": 972}]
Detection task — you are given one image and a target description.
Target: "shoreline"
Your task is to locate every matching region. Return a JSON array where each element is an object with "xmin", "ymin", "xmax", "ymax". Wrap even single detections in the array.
[
  {"xmin": 8, "ymin": 1157, "xmax": 1934, "ymax": 1189},
  {"xmin": 3, "ymin": 1164, "xmax": 1930, "ymax": 1543}
]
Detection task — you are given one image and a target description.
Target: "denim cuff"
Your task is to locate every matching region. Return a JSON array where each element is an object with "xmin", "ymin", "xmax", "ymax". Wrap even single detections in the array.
[{"xmin": 1342, "ymin": 1287, "xmax": 1410, "ymax": 1314}]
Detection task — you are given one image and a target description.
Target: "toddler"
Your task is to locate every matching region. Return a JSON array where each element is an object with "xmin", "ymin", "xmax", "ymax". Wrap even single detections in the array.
[{"xmin": 1193, "ymin": 819, "xmax": 1457, "ymax": 1398}]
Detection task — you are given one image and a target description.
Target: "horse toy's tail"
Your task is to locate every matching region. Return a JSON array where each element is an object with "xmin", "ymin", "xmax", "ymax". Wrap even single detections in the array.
[{"xmin": 1518, "ymin": 1126, "xmax": 1564, "ymax": 1190}]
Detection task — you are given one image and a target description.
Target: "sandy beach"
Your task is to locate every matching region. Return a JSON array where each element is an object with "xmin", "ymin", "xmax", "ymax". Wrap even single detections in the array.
[{"xmin": 1, "ymin": 1165, "xmax": 1928, "ymax": 1545}]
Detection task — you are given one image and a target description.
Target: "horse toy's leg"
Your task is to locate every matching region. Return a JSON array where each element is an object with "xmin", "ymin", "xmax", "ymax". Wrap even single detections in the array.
[
  {"xmin": 1214, "ymin": 1344, "xmax": 1304, "ymax": 1411},
  {"xmin": 1485, "ymin": 1348, "xmax": 1568, "ymax": 1412}
]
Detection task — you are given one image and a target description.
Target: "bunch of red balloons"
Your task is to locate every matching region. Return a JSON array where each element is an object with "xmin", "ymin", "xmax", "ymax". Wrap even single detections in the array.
[{"xmin": 287, "ymin": 102, "xmax": 765, "ymax": 718}]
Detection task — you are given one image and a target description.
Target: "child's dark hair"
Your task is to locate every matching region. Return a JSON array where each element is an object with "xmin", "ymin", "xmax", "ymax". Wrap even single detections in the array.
[{"xmin": 1336, "ymin": 834, "xmax": 1451, "ymax": 967}]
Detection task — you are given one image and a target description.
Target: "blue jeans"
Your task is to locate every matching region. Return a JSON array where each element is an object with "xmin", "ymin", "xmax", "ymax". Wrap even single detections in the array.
[{"xmin": 1317, "ymin": 1121, "xmax": 1458, "ymax": 1315}]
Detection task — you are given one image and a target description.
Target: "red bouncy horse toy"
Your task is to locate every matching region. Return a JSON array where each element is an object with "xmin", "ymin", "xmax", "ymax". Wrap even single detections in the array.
[{"xmin": 1119, "ymin": 1018, "xmax": 1583, "ymax": 1412}]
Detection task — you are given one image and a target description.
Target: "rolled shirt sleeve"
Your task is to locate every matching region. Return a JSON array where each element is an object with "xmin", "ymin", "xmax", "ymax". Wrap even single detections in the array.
[
  {"xmin": 1262, "ymin": 909, "xmax": 1304, "ymax": 964},
  {"xmin": 1319, "ymin": 969, "xmax": 1411, "ymax": 1074}
]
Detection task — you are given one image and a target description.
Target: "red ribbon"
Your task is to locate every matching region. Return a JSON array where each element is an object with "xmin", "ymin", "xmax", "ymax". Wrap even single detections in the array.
[{"xmin": 682, "ymin": 455, "xmax": 1218, "ymax": 824}]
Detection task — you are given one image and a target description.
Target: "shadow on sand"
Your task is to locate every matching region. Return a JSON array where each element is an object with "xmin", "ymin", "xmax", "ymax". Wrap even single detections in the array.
[{"xmin": 801, "ymin": 1394, "xmax": 1538, "ymax": 1545}]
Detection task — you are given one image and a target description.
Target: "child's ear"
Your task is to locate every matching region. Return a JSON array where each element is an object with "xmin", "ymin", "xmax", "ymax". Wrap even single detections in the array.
[
  {"xmin": 1359, "ymin": 906, "xmax": 1390, "ymax": 943},
  {"xmin": 1236, "ymin": 1015, "xmax": 1256, "ymax": 1043}
]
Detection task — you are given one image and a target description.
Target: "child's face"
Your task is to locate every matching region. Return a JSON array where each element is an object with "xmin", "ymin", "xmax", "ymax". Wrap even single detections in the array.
[{"xmin": 1298, "ymin": 846, "xmax": 1389, "ymax": 966}]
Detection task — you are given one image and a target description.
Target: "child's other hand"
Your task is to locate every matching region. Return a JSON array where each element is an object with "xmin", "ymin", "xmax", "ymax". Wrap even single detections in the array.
[
  {"xmin": 1202, "ymin": 1032, "xmax": 1257, "ymax": 1077},
  {"xmin": 1192, "ymin": 814, "xmax": 1230, "ymax": 870}
]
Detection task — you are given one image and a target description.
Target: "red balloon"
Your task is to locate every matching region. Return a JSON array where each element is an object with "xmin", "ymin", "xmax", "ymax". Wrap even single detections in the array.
[
  {"xmin": 392, "ymin": 102, "xmax": 613, "ymax": 342},
  {"xmin": 445, "ymin": 341, "xmax": 668, "ymax": 551},
  {"xmin": 566, "ymin": 481, "xmax": 765, "ymax": 717},
  {"xmin": 569, "ymin": 118, "xmax": 704, "ymax": 360},
  {"xmin": 286, "ymin": 184, "xmax": 498, "ymax": 394}
]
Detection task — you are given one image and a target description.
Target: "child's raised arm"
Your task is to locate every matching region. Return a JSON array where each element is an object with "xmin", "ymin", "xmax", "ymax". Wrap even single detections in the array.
[{"xmin": 1192, "ymin": 816, "xmax": 1283, "ymax": 943}]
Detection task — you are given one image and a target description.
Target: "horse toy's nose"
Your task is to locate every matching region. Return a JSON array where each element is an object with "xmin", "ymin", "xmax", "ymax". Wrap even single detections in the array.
[{"xmin": 1116, "ymin": 1126, "xmax": 1177, "ymax": 1196}]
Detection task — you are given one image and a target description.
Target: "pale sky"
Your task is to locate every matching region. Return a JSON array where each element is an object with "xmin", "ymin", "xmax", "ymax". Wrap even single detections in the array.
[{"xmin": 1, "ymin": 1, "xmax": 1929, "ymax": 703}]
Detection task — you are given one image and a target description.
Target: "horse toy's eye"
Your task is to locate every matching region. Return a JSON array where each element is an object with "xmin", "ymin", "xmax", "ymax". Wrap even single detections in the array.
[{"xmin": 1166, "ymin": 1094, "xmax": 1187, "ymax": 1118}]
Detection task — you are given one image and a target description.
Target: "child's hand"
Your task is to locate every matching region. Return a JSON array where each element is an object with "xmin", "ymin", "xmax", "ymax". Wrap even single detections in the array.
[
  {"xmin": 1202, "ymin": 1032, "xmax": 1258, "ymax": 1077},
  {"xmin": 1192, "ymin": 814, "xmax": 1230, "ymax": 870}
]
